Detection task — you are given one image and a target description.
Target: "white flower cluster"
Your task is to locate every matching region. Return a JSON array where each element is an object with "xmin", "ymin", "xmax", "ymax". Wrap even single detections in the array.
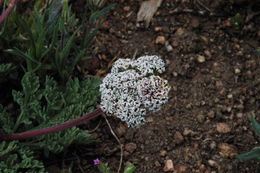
[{"xmin": 100, "ymin": 55, "xmax": 170, "ymax": 127}]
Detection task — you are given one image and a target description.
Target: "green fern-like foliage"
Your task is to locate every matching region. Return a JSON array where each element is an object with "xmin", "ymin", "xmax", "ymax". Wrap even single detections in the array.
[
  {"xmin": 0, "ymin": 63, "xmax": 14, "ymax": 73},
  {"xmin": 0, "ymin": 72, "xmax": 101, "ymax": 171},
  {"xmin": 0, "ymin": 104, "xmax": 14, "ymax": 134},
  {"xmin": 0, "ymin": 63, "xmax": 16, "ymax": 83},
  {"xmin": 12, "ymin": 73, "xmax": 100, "ymax": 153},
  {"xmin": 0, "ymin": 141, "xmax": 45, "ymax": 173}
]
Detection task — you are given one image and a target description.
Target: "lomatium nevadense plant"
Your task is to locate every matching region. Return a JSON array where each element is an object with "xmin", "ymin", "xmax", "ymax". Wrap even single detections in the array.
[{"xmin": 100, "ymin": 55, "xmax": 171, "ymax": 127}]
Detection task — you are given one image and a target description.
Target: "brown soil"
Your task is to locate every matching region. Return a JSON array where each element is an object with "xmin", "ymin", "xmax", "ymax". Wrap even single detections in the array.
[{"xmin": 67, "ymin": 0, "xmax": 260, "ymax": 173}]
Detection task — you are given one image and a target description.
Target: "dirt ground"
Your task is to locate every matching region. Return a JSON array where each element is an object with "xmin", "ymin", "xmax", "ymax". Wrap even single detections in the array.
[{"xmin": 67, "ymin": 0, "xmax": 260, "ymax": 173}]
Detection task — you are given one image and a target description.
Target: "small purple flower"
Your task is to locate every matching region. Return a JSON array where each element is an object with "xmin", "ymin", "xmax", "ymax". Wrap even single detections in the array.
[{"xmin": 93, "ymin": 158, "xmax": 101, "ymax": 165}]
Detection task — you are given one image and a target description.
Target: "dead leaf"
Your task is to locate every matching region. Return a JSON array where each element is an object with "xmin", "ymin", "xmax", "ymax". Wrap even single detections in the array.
[
  {"xmin": 107, "ymin": 56, "xmax": 120, "ymax": 68},
  {"xmin": 96, "ymin": 69, "xmax": 107, "ymax": 77},
  {"xmin": 137, "ymin": 0, "xmax": 163, "ymax": 27}
]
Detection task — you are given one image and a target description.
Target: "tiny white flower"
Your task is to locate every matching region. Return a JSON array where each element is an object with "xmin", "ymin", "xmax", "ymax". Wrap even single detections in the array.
[{"xmin": 100, "ymin": 55, "xmax": 171, "ymax": 127}]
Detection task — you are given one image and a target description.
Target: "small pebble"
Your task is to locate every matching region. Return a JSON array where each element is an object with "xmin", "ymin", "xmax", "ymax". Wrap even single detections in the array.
[
  {"xmin": 236, "ymin": 113, "xmax": 243, "ymax": 118},
  {"xmin": 204, "ymin": 50, "xmax": 212, "ymax": 57},
  {"xmin": 234, "ymin": 44, "xmax": 240, "ymax": 49},
  {"xmin": 174, "ymin": 131, "xmax": 184, "ymax": 144},
  {"xmin": 183, "ymin": 129, "xmax": 194, "ymax": 136},
  {"xmin": 173, "ymin": 72, "xmax": 178, "ymax": 77},
  {"xmin": 207, "ymin": 111, "xmax": 215, "ymax": 118},
  {"xmin": 125, "ymin": 143, "xmax": 137, "ymax": 153},
  {"xmin": 227, "ymin": 94, "xmax": 233, "ymax": 99},
  {"xmin": 175, "ymin": 28, "xmax": 186, "ymax": 36},
  {"xmin": 215, "ymin": 81, "xmax": 223, "ymax": 88},
  {"xmin": 116, "ymin": 124, "xmax": 126, "ymax": 137},
  {"xmin": 208, "ymin": 160, "xmax": 218, "ymax": 168},
  {"xmin": 178, "ymin": 165, "xmax": 188, "ymax": 173},
  {"xmin": 172, "ymin": 40, "xmax": 178, "ymax": 47},
  {"xmin": 210, "ymin": 141, "xmax": 217, "ymax": 149},
  {"xmin": 160, "ymin": 150, "xmax": 167, "ymax": 157},
  {"xmin": 163, "ymin": 160, "xmax": 174, "ymax": 172},
  {"xmin": 234, "ymin": 68, "xmax": 241, "ymax": 74},
  {"xmin": 197, "ymin": 55, "xmax": 206, "ymax": 63},
  {"xmin": 199, "ymin": 164, "xmax": 206, "ymax": 172},
  {"xmin": 216, "ymin": 123, "xmax": 231, "ymax": 133},
  {"xmin": 123, "ymin": 151, "xmax": 130, "ymax": 157},
  {"xmin": 200, "ymin": 36, "xmax": 208, "ymax": 43},
  {"xmin": 219, "ymin": 143, "xmax": 238, "ymax": 158},
  {"xmin": 155, "ymin": 161, "xmax": 161, "ymax": 167},
  {"xmin": 197, "ymin": 114, "xmax": 205, "ymax": 123},
  {"xmin": 146, "ymin": 116, "xmax": 153, "ymax": 122},
  {"xmin": 154, "ymin": 27, "xmax": 163, "ymax": 32},
  {"xmin": 236, "ymin": 51, "xmax": 243, "ymax": 56},
  {"xmin": 166, "ymin": 44, "xmax": 173, "ymax": 52},
  {"xmin": 123, "ymin": 6, "xmax": 131, "ymax": 12},
  {"xmin": 245, "ymin": 70, "xmax": 253, "ymax": 79},
  {"xmin": 155, "ymin": 36, "xmax": 166, "ymax": 45}
]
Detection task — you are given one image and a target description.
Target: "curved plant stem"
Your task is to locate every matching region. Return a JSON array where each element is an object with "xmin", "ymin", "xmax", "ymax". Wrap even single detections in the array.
[
  {"xmin": 103, "ymin": 114, "xmax": 123, "ymax": 173},
  {"xmin": 0, "ymin": 108, "xmax": 103, "ymax": 141},
  {"xmin": 0, "ymin": 0, "xmax": 17, "ymax": 25}
]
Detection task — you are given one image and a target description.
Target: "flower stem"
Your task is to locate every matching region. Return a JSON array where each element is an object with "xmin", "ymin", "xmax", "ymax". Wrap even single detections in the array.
[
  {"xmin": 0, "ymin": 108, "xmax": 103, "ymax": 141},
  {"xmin": 0, "ymin": 0, "xmax": 17, "ymax": 25}
]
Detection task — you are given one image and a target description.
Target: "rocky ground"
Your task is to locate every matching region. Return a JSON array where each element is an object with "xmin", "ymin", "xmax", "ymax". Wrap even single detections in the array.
[{"xmin": 68, "ymin": 0, "xmax": 260, "ymax": 173}]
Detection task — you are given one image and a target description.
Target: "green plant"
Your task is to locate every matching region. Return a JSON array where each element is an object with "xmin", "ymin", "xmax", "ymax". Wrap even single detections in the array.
[
  {"xmin": 0, "ymin": 72, "xmax": 101, "ymax": 171},
  {"xmin": 87, "ymin": 0, "xmax": 106, "ymax": 12},
  {"xmin": 0, "ymin": 1, "xmax": 118, "ymax": 171},
  {"xmin": 230, "ymin": 13, "xmax": 244, "ymax": 32},
  {"xmin": 256, "ymin": 47, "xmax": 260, "ymax": 56},
  {"xmin": 0, "ymin": 141, "xmax": 45, "ymax": 173},
  {"xmin": 94, "ymin": 158, "xmax": 136, "ymax": 173},
  {"xmin": 97, "ymin": 163, "xmax": 111, "ymax": 173},
  {"xmin": 123, "ymin": 164, "xmax": 137, "ymax": 173},
  {"xmin": 0, "ymin": 63, "xmax": 16, "ymax": 83},
  {"xmin": 5, "ymin": 1, "xmax": 77, "ymax": 76},
  {"xmin": 81, "ymin": 2, "xmax": 116, "ymax": 59},
  {"xmin": 236, "ymin": 114, "xmax": 260, "ymax": 161},
  {"xmin": 5, "ymin": 0, "xmax": 115, "ymax": 81}
]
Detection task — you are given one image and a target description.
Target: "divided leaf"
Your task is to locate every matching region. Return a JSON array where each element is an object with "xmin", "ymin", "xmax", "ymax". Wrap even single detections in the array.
[
  {"xmin": 90, "ymin": 3, "xmax": 116, "ymax": 22},
  {"xmin": 236, "ymin": 147, "xmax": 260, "ymax": 161},
  {"xmin": 12, "ymin": 73, "xmax": 43, "ymax": 129},
  {"xmin": 9, "ymin": 73, "xmax": 100, "ymax": 154},
  {"xmin": 0, "ymin": 141, "xmax": 45, "ymax": 173},
  {"xmin": 0, "ymin": 105, "xmax": 14, "ymax": 133},
  {"xmin": 251, "ymin": 115, "xmax": 260, "ymax": 136},
  {"xmin": 0, "ymin": 63, "xmax": 15, "ymax": 74}
]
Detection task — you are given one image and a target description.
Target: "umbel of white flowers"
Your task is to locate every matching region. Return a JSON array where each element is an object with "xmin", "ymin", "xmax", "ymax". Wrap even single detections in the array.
[{"xmin": 100, "ymin": 55, "xmax": 171, "ymax": 127}]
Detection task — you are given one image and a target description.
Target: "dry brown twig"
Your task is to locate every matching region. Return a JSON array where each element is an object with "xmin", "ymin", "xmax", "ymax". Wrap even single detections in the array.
[
  {"xmin": 103, "ymin": 114, "xmax": 123, "ymax": 173},
  {"xmin": 85, "ymin": 119, "xmax": 102, "ymax": 133},
  {"xmin": 195, "ymin": 0, "xmax": 212, "ymax": 13}
]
